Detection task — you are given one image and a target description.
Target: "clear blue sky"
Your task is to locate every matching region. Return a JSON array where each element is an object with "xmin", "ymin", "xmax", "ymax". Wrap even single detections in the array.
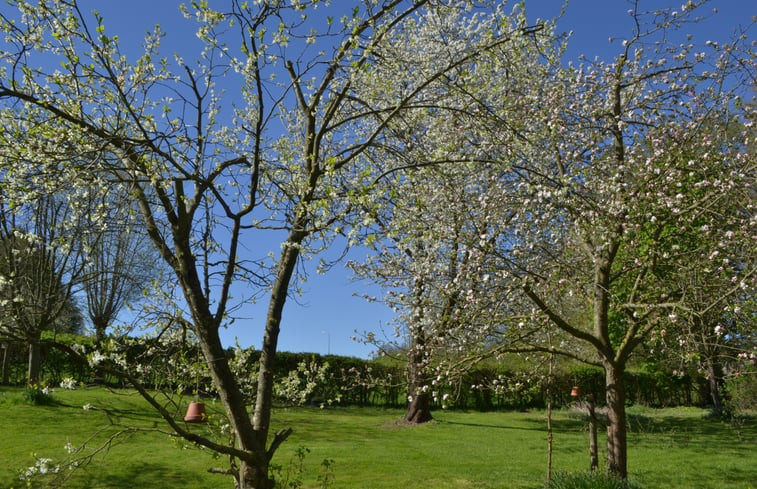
[{"xmin": 85, "ymin": 0, "xmax": 752, "ymax": 358}]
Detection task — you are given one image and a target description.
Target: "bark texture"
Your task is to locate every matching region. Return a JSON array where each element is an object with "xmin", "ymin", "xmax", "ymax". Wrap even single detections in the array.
[
  {"xmin": 27, "ymin": 340, "xmax": 41, "ymax": 384},
  {"xmin": 604, "ymin": 363, "xmax": 627, "ymax": 479},
  {"xmin": 405, "ymin": 392, "xmax": 433, "ymax": 424},
  {"xmin": 1, "ymin": 342, "xmax": 9, "ymax": 384}
]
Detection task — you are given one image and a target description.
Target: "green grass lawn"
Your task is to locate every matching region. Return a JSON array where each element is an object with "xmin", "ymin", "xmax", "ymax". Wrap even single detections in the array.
[{"xmin": 0, "ymin": 386, "xmax": 754, "ymax": 488}]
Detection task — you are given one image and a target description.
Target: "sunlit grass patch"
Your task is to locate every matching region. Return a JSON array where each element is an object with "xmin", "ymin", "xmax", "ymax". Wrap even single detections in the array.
[{"xmin": 0, "ymin": 386, "xmax": 754, "ymax": 489}]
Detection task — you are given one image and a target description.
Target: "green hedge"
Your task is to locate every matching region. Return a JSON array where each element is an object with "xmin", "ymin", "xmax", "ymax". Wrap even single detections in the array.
[{"xmin": 1, "ymin": 335, "xmax": 718, "ymax": 410}]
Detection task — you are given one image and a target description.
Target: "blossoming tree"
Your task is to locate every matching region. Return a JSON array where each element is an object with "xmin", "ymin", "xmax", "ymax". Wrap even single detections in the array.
[
  {"xmin": 347, "ymin": 1, "xmax": 556, "ymax": 424},
  {"xmin": 471, "ymin": 2, "xmax": 755, "ymax": 477},
  {"xmin": 0, "ymin": 191, "xmax": 88, "ymax": 384}
]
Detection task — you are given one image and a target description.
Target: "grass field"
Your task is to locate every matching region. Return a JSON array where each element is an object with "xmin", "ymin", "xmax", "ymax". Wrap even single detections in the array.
[{"xmin": 0, "ymin": 386, "xmax": 754, "ymax": 488}]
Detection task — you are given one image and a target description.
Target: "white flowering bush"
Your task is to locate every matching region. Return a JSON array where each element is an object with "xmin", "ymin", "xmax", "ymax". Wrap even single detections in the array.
[
  {"xmin": 24, "ymin": 384, "xmax": 55, "ymax": 405},
  {"xmin": 274, "ymin": 357, "xmax": 331, "ymax": 406},
  {"xmin": 59, "ymin": 377, "xmax": 78, "ymax": 390}
]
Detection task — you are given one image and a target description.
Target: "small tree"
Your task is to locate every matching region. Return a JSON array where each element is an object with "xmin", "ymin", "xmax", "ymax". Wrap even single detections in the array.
[
  {"xmin": 82, "ymin": 190, "xmax": 157, "ymax": 345},
  {"xmin": 0, "ymin": 192, "xmax": 88, "ymax": 384}
]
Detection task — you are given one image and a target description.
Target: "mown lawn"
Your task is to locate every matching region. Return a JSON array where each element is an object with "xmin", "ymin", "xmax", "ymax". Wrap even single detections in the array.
[{"xmin": 0, "ymin": 386, "xmax": 754, "ymax": 488}]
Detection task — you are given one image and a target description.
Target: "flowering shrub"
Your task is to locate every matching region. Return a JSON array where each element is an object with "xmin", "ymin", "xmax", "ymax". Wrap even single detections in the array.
[
  {"xmin": 24, "ymin": 384, "xmax": 55, "ymax": 405},
  {"xmin": 274, "ymin": 357, "xmax": 331, "ymax": 406}
]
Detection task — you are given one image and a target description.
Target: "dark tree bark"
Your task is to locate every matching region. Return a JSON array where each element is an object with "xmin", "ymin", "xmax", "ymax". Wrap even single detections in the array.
[
  {"xmin": 1, "ymin": 341, "xmax": 10, "ymax": 384},
  {"xmin": 604, "ymin": 363, "xmax": 627, "ymax": 478},
  {"xmin": 706, "ymin": 358, "xmax": 725, "ymax": 415},
  {"xmin": 405, "ymin": 392, "xmax": 433, "ymax": 424},
  {"xmin": 404, "ymin": 281, "xmax": 433, "ymax": 425},
  {"xmin": 27, "ymin": 340, "xmax": 41, "ymax": 385}
]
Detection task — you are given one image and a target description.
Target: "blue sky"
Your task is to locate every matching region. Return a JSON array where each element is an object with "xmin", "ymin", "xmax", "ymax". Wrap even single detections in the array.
[{"xmin": 84, "ymin": 0, "xmax": 752, "ymax": 358}]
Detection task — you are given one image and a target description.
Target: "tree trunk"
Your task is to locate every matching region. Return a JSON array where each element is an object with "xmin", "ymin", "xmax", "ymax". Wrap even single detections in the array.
[
  {"xmin": 249, "ymin": 240, "xmax": 304, "ymax": 488},
  {"xmin": 93, "ymin": 322, "xmax": 107, "ymax": 385},
  {"xmin": 604, "ymin": 362, "xmax": 627, "ymax": 478},
  {"xmin": 240, "ymin": 460, "xmax": 272, "ymax": 489},
  {"xmin": 546, "ymin": 352, "xmax": 554, "ymax": 484},
  {"xmin": 587, "ymin": 394, "xmax": 598, "ymax": 472},
  {"xmin": 404, "ymin": 325, "xmax": 432, "ymax": 424},
  {"xmin": 1, "ymin": 342, "xmax": 10, "ymax": 385},
  {"xmin": 28, "ymin": 340, "xmax": 41, "ymax": 385},
  {"xmin": 195, "ymin": 322, "xmax": 267, "ymax": 489},
  {"xmin": 405, "ymin": 392, "xmax": 433, "ymax": 424},
  {"xmin": 706, "ymin": 358, "xmax": 724, "ymax": 416}
]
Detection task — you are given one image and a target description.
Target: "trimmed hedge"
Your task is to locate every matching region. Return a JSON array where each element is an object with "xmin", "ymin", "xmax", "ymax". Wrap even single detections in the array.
[{"xmin": 0, "ymin": 335, "xmax": 721, "ymax": 410}]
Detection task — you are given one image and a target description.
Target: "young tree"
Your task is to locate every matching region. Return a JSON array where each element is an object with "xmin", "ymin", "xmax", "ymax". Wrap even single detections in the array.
[
  {"xmin": 82, "ymin": 191, "xmax": 157, "ymax": 348},
  {"xmin": 347, "ymin": 1, "xmax": 554, "ymax": 424},
  {"xmin": 0, "ymin": 1, "xmax": 519, "ymax": 486},
  {"xmin": 0, "ymin": 192, "xmax": 88, "ymax": 384}
]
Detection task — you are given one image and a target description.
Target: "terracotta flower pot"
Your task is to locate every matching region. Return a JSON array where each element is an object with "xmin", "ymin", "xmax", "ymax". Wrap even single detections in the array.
[{"xmin": 184, "ymin": 401, "xmax": 206, "ymax": 423}]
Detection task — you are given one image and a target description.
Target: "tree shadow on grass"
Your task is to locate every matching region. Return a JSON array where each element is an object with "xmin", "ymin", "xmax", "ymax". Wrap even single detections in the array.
[
  {"xmin": 637, "ymin": 463, "xmax": 756, "ymax": 489},
  {"xmin": 513, "ymin": 409, "xmax": 755, "ymax": 454},
  {"xmin": 436, "ymin": 417, "xmax": 583, "ymax": 433},
  {"xmin": 53, "ymin": 399, "xmax": 167, "ymax": 425},
  {"xmin": 521, "ymin": 408, "xmax": 756, "ymax": 455},
  {"xmin": 84, "ymin": 461, "xmax": 218, "ymax": 488},
  {"xmin": 626, "ymin": 412, "xmax": 756, "ymax": 457}
]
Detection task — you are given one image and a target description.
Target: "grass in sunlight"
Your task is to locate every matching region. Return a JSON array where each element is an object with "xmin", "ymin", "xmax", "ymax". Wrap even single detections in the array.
[{"xmin": 0, "ymin": 386, "xmax": 754, "ymax": 489}]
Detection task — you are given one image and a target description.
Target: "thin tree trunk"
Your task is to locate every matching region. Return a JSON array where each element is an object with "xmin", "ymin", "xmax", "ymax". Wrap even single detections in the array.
[
  {"xmin": 706, "ymin": 358, "xmax": 724, "ymax": 415},
  {"xmin": 604, "ymin": 362, "xmax": 627, "ymax": 478},
  {"xmin": 93, "ymin": 322, "xmax": 107, "ymax": 385},
  {"xmin": 546, "ymin": 353, "xmax": 554, "ymax": 484},
  {"xmin": 28, "ymin": 340, "xmax": 41, "ymax": 385},
  {"xmin": 1, "ymin": 342, "xmax": 10, "ymax": 385},
  {"xmin": 588, "ymin": 394, "xmax": 598, "ymax": 472}
]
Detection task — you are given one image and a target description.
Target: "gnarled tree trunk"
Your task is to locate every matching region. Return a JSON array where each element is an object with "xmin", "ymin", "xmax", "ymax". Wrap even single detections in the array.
[{"xmin": 405, "ymin": 391, "xmax": 432, "ymax": 424}]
